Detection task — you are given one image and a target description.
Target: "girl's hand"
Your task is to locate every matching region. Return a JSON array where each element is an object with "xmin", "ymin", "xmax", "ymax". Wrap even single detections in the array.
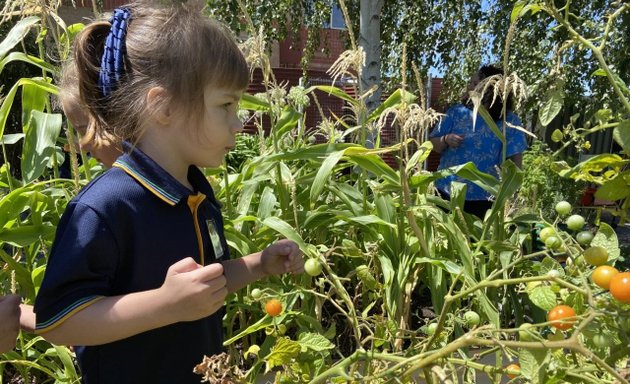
[
  {"xmin": 158, "ymin": 257, "xmax": 227, "ymax": 322},
  {"xmin": 0, "ymin": 295, "xmax": 21, "ymax": 352},
  {"xmin": 260, "ymin": 239, "xmax": 304, "ymax": 277}
]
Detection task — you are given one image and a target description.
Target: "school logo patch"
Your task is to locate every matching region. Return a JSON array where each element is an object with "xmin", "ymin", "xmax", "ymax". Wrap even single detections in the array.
[{"xmin": 206, "ymin": 219, "xmax": 225, "ymax": 260}]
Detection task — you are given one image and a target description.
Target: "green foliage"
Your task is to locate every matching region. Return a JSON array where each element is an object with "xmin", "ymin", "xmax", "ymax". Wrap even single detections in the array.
[{"xmin": 517, "ymin": 141, "xmax": 588, "ymax": 219}]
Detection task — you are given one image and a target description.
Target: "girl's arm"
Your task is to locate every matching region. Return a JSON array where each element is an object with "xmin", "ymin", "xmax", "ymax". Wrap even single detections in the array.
[
  {"xmin": 222, "ymin": 239, "xmax": 303, "ymax": 294},
  {"xmin": 20, "ymin": 304, "xmax": 35, "ymax": 332},
  {"xmin": 39, "ymin": 258, "xmax": 226, "ymax": 346}
]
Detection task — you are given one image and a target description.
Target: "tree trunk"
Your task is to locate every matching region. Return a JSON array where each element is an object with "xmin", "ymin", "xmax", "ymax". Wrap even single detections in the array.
[
  {"xmin": 359, "ymin": 0, "xmax": 383, "ymax": 148},
  {"xmin": 359, "ymin": 0, "xmax": 383, "ymax": 113}
]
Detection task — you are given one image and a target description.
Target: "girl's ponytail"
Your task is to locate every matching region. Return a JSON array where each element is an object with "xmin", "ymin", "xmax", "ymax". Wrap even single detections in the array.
[{"xmin": 73, "ymin": 22, "xmax": 111, "ymax": 137}]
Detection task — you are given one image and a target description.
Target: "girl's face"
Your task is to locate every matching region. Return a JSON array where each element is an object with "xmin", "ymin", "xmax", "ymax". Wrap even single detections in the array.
[
  {"xmin": 63, "ymin": 100, "xmax": 122, "ymax": 167},
  {"xmin": 171, "ymin": 85, "xmax": 244, "ymax": 168}
]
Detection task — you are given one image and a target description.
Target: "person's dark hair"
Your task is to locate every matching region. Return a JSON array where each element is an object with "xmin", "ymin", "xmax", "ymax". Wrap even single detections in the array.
[
  {"xmin": 463, "ymin": 64, "xmax": 514, "ymax": 121},
  {"xmin": 74, "ymin": 0, "xmax": 249, "ymax": 143}
]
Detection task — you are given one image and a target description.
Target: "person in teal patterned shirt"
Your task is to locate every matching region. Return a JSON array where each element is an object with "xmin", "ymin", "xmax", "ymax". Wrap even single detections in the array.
[{"xmin": 430, "ymin": 65, "xmax": 528, "ymax": 218}]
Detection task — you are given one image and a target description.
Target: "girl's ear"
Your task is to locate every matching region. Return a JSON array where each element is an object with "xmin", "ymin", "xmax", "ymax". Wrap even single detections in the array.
[{"xmin": 146, "ymin": 86, "xmax": 171, "ymax": 125}]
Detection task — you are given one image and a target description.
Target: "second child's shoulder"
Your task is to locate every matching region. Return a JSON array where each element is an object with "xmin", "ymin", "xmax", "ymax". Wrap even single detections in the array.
[{"xmin": 73, "ymin": 167, "xmax": 146, "ymax": 209}]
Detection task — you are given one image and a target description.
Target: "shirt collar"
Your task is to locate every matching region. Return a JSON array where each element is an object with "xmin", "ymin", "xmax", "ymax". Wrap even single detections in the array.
[{"xmin": 112, "ymin": 141, "xmax": 216, "ymax": 206}]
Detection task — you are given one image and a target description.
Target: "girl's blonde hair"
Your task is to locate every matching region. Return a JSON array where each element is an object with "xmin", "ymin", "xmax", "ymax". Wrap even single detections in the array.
[
  {"xmin": 58, "ymin": 60, "xmax": 117, "ymax": 151},
  {"xmin": 74, "ymin": 0, "xmax": 249, "ymax": 143}
]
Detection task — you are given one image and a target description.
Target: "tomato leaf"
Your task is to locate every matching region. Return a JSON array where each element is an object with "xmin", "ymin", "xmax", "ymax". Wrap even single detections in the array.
[
  {"xmin": 265, "ymin": 337, "xmax": 301, "ymax": 372},
  {"xmin": 528, "ymin": 286, "xmax": 557, "ymax": 311},
  {"xmin": 591, "ymin": 222, "xmax": 620, "ymax": 263},
  {"xmin": 519, "ymin": 347, "xmax": 548, "ymax": 383},
  {"xmin": 297, "ymin": 332, "xmax": 335, "ymax": 353}
]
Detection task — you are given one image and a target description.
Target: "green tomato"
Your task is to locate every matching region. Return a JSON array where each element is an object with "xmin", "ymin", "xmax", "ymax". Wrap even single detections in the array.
[
  {"xmin": 547, "ymin": 269, "xmax": 561, "ymax": 278},
  {"xmin": 583, "ymin": 246, "xmax": 609, "ymax": 266},
  {"xmin": 575, "ymin": 231, "xmax": 594, "ymax": 246},
  {"xmin": 592, "ymin": 334, "xmax": 612, "ymax": 348},
  {"xmin": 519, "ymin": 323, "xmax": 535, "ymax": 341},
  {"xmin": 463, "ymin": 311, "xmax": 480, "ymax": 327},
  {"xmin": 250, "ymin": 288, "xmax": 262, "ymax": 299},
  {"xmin": 555, "ymin": 201, "xmax": 572, "ymax": 216},
  {"xmin": 540, "ymin": 227, "xmax": 557, "ymax": 242},
  {"xmin": 545, "ymin": 236, "xmax": 562, "ymax": 250},
  {"xmin": 566, "ymin": 214, "xmax": 586, "ymax": 231},
  {"xmin": 304, "ymin": 258, "xmax": 323, "ymax": 276},
  {"xmin": 426, "ymin": 323, "xmax": 438, "ymax": 336}
]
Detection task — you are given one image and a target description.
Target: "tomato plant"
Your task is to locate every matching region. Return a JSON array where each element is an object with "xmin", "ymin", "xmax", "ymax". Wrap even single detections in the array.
[
  {"xmin": 265, "ymin": 299, "xmax": 283, "ymax": 317},
  {"xmin": 591, "ymin": 265, "xmax": 619, "ymax": 290},
  {"xmin": 583, "ymin": 246, "xmax": 609, "ymax": 266},
  {"xmin": 609, "ymin": 272, "xmax": 630, "ymax": 303},
  {"xmin": 547, "ymin": 305, "xmax": 577, "ymax": 330}
]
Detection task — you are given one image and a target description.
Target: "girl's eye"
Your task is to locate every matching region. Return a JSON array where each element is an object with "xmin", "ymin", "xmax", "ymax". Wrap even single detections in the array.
[{"xmin": 222, "ymin": 102, "xmax": 233, "ymax": 110}]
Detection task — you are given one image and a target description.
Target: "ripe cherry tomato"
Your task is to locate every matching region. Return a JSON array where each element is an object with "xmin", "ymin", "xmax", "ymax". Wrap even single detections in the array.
[
  {"xmin": 547, "ymin": 305, "xmax": 576, "ymax": 330},
  {"xmin": 583, "ymin": 246, "xmax": 609, "ymax": 266},
  {"xmin": 265, "ymin": 299, "xmax": 283, "ymax": 317},
  {"xmin": 555, "ymin": 201, "xmax": 572, "ymax": 215},
  {"xmin": 505, "ymin": 363, "xmax": 520, "ymax": 379},
  {"xmin": 609, "ymin": 272, "xmax": 630, "ymax": 303},
  {"xmin": 304, "ymin": 258, "xmax": 323, "ymax": 276},
  {"xmin": 591, "ymin": 265, "xmax": 619, "ymax": 290}
]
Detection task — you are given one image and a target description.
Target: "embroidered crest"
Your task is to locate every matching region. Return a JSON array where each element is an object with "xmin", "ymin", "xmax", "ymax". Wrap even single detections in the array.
[{"xmin": 206, "ymin": 219, "xmax": 225, "ymax": 260}]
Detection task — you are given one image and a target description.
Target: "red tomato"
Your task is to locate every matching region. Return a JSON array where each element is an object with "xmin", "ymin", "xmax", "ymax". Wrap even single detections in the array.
[
  {"xmin": 547, "ymin": 305, "xmax": 576, "ymax": 330},
  {"xmin": 609, "ymin": 272, "xmax": 630, "ymax": 303},
  {"xmin": 265, "ymin": 299, "xmax": 283, "ymax": 317},
  {"xmin": 591, "ymin": 265, "xmax": 619, "ymax": 290}
]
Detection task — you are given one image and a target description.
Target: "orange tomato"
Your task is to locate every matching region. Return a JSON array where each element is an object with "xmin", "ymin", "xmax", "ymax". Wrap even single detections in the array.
[
  {"xmin": 505, "ymin": 363, "xmax": 520, "ymax": 379},
  {"xmin": 547, "ymin": 305, "xmax": 576, "ymax": 330},
  {"xmin": 265, "ymin": 299, "xmax": 283, "ymax": 317},
  {"xmin": 609, "ymin": 272, "xmax": 630, "ymax": 303},
  {"xmin": 591, "ymin": 265, "xmax": 619, "ymax": 290}
]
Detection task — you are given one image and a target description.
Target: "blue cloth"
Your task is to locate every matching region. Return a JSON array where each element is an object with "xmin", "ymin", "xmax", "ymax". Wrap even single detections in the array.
[
  {"xmin": 430, "ymin": 103, "xmax": 528, "ymax": 200},
  {"xmin": 99, "ymin": 8, "xmax": 131, "ymax": 97},
  {"xmin": 35, "ymin": 142, "xmax": 229, "ymax": 384}
]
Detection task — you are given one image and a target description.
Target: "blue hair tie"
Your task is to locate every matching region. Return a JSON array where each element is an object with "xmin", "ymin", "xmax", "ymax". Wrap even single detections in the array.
[{"xmin": 98, "ymin": 8, "xmax": 131, "ymax": 98}]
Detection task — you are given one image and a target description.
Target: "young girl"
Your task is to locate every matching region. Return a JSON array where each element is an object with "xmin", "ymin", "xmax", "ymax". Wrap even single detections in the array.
[{"xmin": 34, "ymin": 2, "xmax": 304, "ymax": 383}]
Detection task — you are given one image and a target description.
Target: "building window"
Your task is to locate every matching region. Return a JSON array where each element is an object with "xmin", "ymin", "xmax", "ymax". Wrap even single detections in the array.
[{"xmin": 329, "ymin": 4, "xmax": 345, "ymax": 29}]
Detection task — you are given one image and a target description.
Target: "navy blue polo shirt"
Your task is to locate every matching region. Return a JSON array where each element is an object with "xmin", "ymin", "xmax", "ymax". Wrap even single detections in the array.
[{"xmin": 34, "ymin": 143, "xmax": 230, "ymax": 384}]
